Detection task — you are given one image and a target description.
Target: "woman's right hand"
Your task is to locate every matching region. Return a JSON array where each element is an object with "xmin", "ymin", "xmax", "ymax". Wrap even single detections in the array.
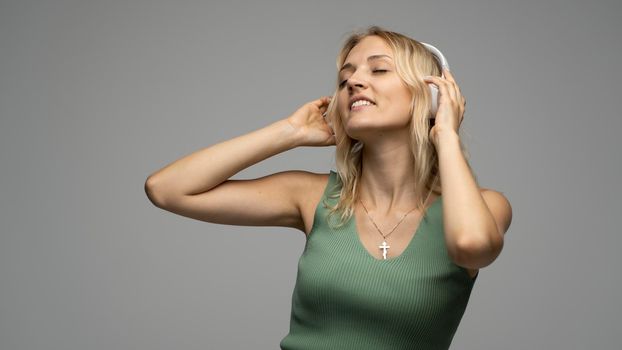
[{"xmin": 286, "ymin": 96, "xmax": 336, "ymax": 147}]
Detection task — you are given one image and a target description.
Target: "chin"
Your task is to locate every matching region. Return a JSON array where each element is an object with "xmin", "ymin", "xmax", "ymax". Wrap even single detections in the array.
[{"xmin": 343, "ymin": 122, "xmax": 381, "ymax": 139}]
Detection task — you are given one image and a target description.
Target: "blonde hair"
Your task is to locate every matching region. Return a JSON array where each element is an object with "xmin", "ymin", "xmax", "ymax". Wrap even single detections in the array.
[{"xmin": 323, "ymin": 25, "xmax": 478, "ymax": 229}]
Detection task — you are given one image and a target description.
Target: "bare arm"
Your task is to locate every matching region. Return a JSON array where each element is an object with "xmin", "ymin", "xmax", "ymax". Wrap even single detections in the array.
[
  {"xmin": 144, "ymin": 96, "xmax": 334, "ymax": 231},
  {"xmin": 145, "ymin": 118, "xmax": 300, "ymax": 202}
]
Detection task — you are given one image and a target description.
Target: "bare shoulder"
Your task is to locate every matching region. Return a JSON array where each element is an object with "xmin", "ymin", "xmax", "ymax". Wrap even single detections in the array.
[
  {"xmin": 478, "ymin": 187, "xmax": 513, "ymax": 236},
  {"xmin": 150, "ymin": 169, "xmax": 332, "ymax": 233}
]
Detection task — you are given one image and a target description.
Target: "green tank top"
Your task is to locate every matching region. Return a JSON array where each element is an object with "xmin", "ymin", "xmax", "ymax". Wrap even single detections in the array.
[{"xmin": 279, "ymin": 170, "xmax": 478, "ymax": 350}]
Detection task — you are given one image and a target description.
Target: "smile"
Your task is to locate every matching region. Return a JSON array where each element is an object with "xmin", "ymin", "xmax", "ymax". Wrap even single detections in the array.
[{"xmin": 350, "ymin": 100, "xmax": 376, "ymax": 111}]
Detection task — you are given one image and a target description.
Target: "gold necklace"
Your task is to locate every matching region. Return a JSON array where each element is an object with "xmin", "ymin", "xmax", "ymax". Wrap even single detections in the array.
[{"xmin": 358, "ymin": 198, "xmax": 419, "ymax": 260}]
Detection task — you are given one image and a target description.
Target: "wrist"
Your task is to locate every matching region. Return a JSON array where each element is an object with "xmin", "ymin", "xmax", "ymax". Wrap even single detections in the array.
[
  {"xmin": 433, "ymin": 129, "xmax": 460, "ymax": 148},
  {"xmin": 272, "ymin": 118, "xmax": 304, "ymax": 149}
]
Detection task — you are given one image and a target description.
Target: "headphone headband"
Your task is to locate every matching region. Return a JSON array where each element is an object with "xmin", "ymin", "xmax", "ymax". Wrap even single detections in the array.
[{"xmin": 419, "ymin": 42, "xmax": 450, "ymax": 72}]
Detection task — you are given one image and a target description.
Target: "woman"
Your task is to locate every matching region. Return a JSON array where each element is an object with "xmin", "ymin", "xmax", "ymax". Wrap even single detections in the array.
[{"xmin": 145, "ymin": 26, "xmax": 512, "ymax": 350}]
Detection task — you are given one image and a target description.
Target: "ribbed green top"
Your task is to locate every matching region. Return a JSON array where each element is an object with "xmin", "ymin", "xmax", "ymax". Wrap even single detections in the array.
[{"xmin": 279, "ymin": 170, "xmax": 478, "ymax": 350}]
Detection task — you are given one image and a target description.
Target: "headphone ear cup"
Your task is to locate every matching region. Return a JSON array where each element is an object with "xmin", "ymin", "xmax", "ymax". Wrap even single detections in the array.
[
  {"xmin": 429, "ymin": 83, "xmax": 438, "ymax": 118},
  {"xmin": 419, "ymin": 42, "xmax": 449, "ymax": 119}
]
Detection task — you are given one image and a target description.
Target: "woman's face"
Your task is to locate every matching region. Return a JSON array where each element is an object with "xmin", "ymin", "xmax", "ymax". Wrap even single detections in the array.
[{"xmin": 337, "ymin": 35, "xmax": 413, "ymax": 140}]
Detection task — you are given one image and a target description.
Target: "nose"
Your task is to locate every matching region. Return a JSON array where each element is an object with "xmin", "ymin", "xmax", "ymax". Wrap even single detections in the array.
[
  {"xmin": 348, "ymin": 81, "xmax": 365, "ymax": 91},
  {"xmin": 346, "ymin": 72, "xmax": 368, "ymax": 91}
]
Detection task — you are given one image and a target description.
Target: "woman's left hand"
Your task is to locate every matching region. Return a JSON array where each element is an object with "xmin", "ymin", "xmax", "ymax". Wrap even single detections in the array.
[{"xmin": 423, "ymin": 68, "xmax": 466, "ymax": 145}]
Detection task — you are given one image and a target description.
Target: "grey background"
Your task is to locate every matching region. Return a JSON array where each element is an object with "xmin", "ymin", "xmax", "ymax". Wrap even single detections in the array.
[{"xmin": 1, "ymin": 0, "xmax": 620, "ymax": 349}]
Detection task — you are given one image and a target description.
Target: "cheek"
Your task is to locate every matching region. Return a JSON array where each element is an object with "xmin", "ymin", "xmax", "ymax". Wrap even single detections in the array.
[
  {"xmin": 394, "ymin": 89, "xmax": 413, "ymax": 112},
  {"xmin": 384, "ymin": 92, "xmax": 414, "ymax": 119},
  {"xmin": 339, "ymin": 102, "xmax": 349, "ymax": 115},
  {"xmin": 339, "ymin": 96, "xmax": 350, "ymax": 112}
]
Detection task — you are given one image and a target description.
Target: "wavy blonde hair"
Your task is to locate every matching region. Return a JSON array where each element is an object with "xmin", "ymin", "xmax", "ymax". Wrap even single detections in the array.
[{"xmin": 322, "ymin": 25, "xmax": 478, "ymax": 229}]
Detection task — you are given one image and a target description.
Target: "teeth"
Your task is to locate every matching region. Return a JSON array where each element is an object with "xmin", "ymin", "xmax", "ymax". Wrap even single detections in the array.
[{"xmin": 351, "ymin": 100, "xmax": 374, "ymax": 108}]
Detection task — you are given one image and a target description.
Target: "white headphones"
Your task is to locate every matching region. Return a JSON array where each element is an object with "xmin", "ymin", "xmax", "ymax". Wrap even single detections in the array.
[{"xmin": 419, "ymin": 42, "xmax": 450, "ymax": 118}]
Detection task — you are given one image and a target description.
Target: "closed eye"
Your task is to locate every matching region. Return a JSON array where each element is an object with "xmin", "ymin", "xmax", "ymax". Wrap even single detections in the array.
[{"xmin": 339, "ymin": 69, "xmax": 388, "ymax": 88}]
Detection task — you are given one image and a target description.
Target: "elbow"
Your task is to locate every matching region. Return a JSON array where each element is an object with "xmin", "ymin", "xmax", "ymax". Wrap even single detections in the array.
[
  {"xmin": 451, "ymin": 232, "xmax": 504, "ymax": 269},
  {"xmin": 144, "ymin": 175, "xmax": 168, "ymax": 208}
]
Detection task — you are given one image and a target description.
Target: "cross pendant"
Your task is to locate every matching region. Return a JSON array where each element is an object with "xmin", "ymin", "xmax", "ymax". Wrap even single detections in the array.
[{"xmin": 379, "ymin": 240, "xmax": 391, "ymax": 260}]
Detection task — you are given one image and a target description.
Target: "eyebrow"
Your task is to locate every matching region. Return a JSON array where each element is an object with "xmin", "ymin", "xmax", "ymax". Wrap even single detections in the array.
[{"xmin": 339, "ymin": 54, "xmax": 393, "ymax": 74}]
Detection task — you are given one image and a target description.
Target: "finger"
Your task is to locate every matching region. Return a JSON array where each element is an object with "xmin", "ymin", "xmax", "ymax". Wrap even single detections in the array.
[
  {"xmin": 442, "ymin": 68, "xmax": 463, "ymax": 102},
  {"xmin": 442, "ymin": 70, "xmax": 461, "ymax": 102},
  {"xmin": 314, "ymin": 96, "xmax": 331, "ymax": 107},
  {"xmin": 445, "ymin": 79, "xmax": 458, "ymax": 102},
  {"xmin": 450, "ymin": 78, "xmax": 463, "ymax": 100},
  {"xmin": 426, "ymin": 75, "xmax": 456, "ymax": 103}
]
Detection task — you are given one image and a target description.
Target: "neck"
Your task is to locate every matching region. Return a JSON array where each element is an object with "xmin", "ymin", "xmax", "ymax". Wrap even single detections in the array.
[{"xmin": 358, "ymin": 143, "xmax": 419, "ymax": 215}]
